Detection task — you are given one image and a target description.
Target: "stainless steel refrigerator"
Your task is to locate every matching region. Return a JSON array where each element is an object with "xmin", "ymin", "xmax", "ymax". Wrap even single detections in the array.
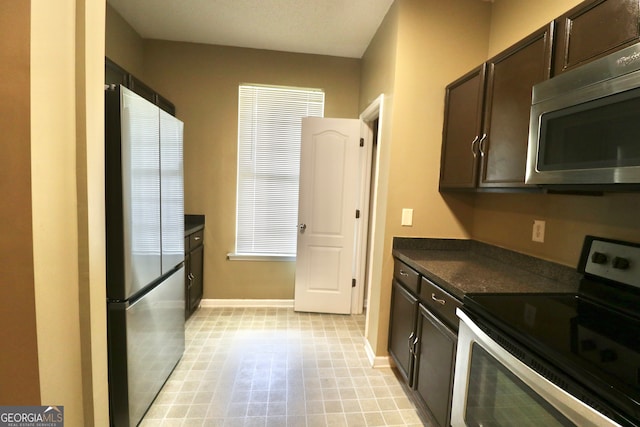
[{"xmin": 105, "ymin": 85, "xmax": 185, "ymax": 427}]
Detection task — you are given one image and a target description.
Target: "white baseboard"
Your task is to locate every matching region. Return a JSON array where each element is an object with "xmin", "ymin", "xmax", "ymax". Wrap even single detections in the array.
[
  {"xmin": 200, "ymin": 299, "xmax": 294, "ymax": 308},
  {"xmin": 363, "ymin": 337, "xmax": 392, "ymax": 368}
]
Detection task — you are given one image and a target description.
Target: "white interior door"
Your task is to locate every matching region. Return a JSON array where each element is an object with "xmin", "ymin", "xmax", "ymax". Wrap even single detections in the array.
[{"xmin": 294, "ymin": 117, "xmax": 361, "ymax": 314}]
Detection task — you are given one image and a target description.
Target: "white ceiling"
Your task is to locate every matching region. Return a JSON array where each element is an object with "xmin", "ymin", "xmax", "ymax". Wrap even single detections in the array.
[{"xmin": 107, "ymin": 0, "xmax": 395, "ymax": 58}]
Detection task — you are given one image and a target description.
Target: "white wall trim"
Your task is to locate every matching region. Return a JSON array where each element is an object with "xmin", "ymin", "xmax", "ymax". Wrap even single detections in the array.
[
  {"xmin": 364, "ymin": 337, "xmax": 392, "ymax": 368},
  {"xmin": 353, "ymin": 94, "xmax": 384, "ymax": 317},
  {"xmin": 227, "ymin": 253, "xmax": 295, "ymax": 262},
  {"xmin": 200, "ymin": 299, "xmax": 294, "ymax": 308}
]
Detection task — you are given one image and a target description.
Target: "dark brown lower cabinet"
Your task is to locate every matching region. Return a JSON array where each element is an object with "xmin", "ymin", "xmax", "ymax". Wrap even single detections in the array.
[
  {"xmin": 389, "ymin": 259, "xmax": 460, "ymax": 427},
  {"xmin": 388, "ymin": 280, "xmax": 419, "ymax": 383},
  {"xmin": 187, "ymin": 244, "xmax": 203, "ymax": 316},
  {"xmin": 185, "ymin": 228, "xmax": 204, "ymax": 319},
  {"xmin": 414, "ymin": 304, "xmax": 457, "ymax": 427}
]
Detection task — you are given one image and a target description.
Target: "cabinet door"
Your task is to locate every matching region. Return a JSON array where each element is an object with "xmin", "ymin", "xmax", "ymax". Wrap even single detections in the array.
[
  {"xmin": 189, "ymin": 244, "xmax": 204, "ymax": 313},
  {"xmin": 388, "ymin": 280, "xmax": 418, "ymax": 384},
  {"xmin": 554, "ymin": 0, "xmax": 640, "ymax": 76},
  {"xmin": 479, "ymin": 24, "xmax": 553, "ymax": 188},
  {"xmin": 105, "ymin": 58, "xmax": 128, "ymax": 88},
  {"xmin": 414, "ymin": 304, "xmax": 457, "ymax": 427},
  {"xmin": 184, "ymin": 251, "xmax": 191, "ymax": 319},
  {"xmin": 129, "ymin": 75, "xmax": 156, "ymax": 105},
  {"xmin": 157, "ymin": 93, "xmax": 176, "ymax": 116},
  {"xmin": 439, "ymin": 65, "xmax": 486, "ymax": 190}
]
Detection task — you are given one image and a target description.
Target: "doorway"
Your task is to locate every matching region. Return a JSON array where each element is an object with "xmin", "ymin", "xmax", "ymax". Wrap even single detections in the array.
[
  {"xmin": 352, "ymin": 95, "xmax": 384, "ymax": 315},
  {"xmin": 292, "ymin": 95, "xmax": 383, "ymax": 316}
]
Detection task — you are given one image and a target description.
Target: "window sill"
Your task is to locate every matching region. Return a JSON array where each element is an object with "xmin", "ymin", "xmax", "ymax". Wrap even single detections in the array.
[{"xmin": 227, "ymin": 253, "xmax": 296, "ymax": 262}]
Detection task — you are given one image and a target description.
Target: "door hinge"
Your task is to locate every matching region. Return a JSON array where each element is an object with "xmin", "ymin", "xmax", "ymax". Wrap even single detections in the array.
[
  {"xmin": 355, "ymin": 209, "xmax": 360, "ymax": 219},
  {"xmin": 352, "ymin": 278, "xmax": 356, "ymax": 287},
  {"xmin": 359, "ymin": 138, "xmax": 364, "ymax": 147}
]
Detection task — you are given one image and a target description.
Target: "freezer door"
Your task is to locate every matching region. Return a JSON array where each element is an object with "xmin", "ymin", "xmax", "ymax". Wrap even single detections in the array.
[
  {"xmin": 107, "ymin": 267, "xmax": 185, "ymax": 427},
  {"xmin": 121, "ymin": 87, "xmax": 162, "ymax": 297},
  {"xmin": 160, "ymin": 109, "xmax": 185, "ymax": 274}
]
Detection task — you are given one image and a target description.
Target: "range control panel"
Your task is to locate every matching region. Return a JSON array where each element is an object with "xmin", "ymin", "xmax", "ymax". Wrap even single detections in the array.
[{"xmin": 583, "ymin": 237, "xmax": 640, "ymax": 289}]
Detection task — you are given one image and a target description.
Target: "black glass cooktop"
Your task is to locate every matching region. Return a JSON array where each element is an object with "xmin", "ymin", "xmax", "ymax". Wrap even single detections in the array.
[{"xmin": 464, "ymin": 291, "xmax": 640, "ymax": 425}]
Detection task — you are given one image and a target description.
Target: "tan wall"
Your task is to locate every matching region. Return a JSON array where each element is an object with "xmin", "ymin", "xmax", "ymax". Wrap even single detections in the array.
[
  {"xmin": 359, "ymin": 1, "xmax": 398, "ymax": 112},
  {"xmin": 76, "ymin": 0, "xmax": 110, "ymax": 424},
  {"xmin": 105, "ymin": 3, "xmax": 145, "ymax": 78},
  {"xmin": 31, "ymin": 0, "xmax": 108, "ymax": 424},
  {"xmin": 141, "ymin": 41, "xmax": 361, "ymax": 299},
  {"xmin": 473, "ymin": 0, "xmax": 640, "ymax": 267},
  {"xmin": 0, "ymin": 0, "xmax": 40, "ymax": 404},
  {"xmin": 361, "ymin": 0, "xmax": 492, "ymax": 356},
  {"xmin": 358, "ymin": 0, "xmax": 398, "ymax": 356},
  {"xmin": 487, "ymin": 0, "xmax": 583, "ymax": 57}
]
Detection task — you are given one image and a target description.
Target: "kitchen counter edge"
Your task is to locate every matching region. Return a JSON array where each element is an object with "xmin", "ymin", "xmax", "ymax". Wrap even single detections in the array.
[{"xmin": 392, "ymin": 237, "xmax": 581, "ymax": 300}]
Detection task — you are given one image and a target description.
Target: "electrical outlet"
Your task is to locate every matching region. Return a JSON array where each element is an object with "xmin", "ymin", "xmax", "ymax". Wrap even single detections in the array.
[
  {"xmin": 401, "ymin": 208, "xmax": 413, "ymax": 226},
  {"xmin": 532, "ymin": 220, "xmax": 545, "ymax": 243}
]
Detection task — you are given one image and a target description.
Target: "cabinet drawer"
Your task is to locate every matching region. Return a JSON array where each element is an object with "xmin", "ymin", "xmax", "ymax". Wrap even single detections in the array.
[
  {"xmin": 393, "ymin": 259, "xmax": 420, "ymax": 294},
  {"xmin": 420, "ymin": 277, "xmax": 461, "ymax": 331},
  {"xmin": 189, "ymin": 230, "xmax": 204, "ymax": 250}
]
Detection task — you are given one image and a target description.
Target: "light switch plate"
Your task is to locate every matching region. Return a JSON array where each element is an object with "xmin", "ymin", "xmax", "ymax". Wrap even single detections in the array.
[{"xmin": 401, "ymin": 208, "xmax": 413, "ymax": 226}]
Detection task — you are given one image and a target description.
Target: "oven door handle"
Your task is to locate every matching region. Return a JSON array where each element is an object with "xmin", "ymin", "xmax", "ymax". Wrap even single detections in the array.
[{"xmin": 452, "ymin": 309, "xmax": 624, "ymax": 427}]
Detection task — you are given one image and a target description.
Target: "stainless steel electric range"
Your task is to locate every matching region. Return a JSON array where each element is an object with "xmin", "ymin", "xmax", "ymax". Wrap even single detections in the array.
[{"xmin": 452, "ymin": 235, "xmax": 640, "ymax": 427}]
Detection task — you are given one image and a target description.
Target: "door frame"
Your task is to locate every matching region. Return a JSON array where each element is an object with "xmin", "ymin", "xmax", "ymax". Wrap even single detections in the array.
[{"xmin": 351, "ymin": 94, "xmax": 384, "ymax": 314}]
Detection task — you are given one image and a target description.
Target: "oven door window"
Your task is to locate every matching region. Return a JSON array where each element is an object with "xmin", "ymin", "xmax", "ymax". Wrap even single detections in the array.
[
  {"xmin": 466, "ymin": 343, "xmax": 575, "ymax": 426},
  {"xmin": 538, "ymin": 87, "xmax": 640, "ymax": 171}
]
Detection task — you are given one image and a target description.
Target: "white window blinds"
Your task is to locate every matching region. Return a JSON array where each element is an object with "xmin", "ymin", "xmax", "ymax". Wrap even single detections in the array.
[{"xmin": 235, "ymin": 85, "xmax": 325, "ymax": 256}]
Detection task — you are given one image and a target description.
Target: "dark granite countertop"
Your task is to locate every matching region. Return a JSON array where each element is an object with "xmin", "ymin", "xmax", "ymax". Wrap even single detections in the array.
[
  {"xmin": 185, "ymin": 214, "xmax": 205, "ymax": 236},
  {"xmin": 392, "ymin": 238, "xmax": 581, "ymax": 300}
]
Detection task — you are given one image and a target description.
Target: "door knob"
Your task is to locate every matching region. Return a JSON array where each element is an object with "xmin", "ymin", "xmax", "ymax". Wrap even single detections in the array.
[{"xmin": 299, "ymin": 223, "xmax": 307, "ymax": 233}]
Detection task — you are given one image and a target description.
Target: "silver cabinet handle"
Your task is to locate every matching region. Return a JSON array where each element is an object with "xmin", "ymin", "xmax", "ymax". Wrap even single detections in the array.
[
  {"xmin": 194, "ymin": 236, "xmax": 201, "ymax": 241},
  {"xmin": 399, "ymin": 270, "xmax": 409, "ymax": 277},
  {"xmin": 470, "ymin": 135, "xmax": 479, "ymax": 157},
  {"xmin": 299, "ymin": 223, "xmax": 307, "ymax": 233},
  {"xmin": 408, "ymin": 331, "xmax": 416, "ymax": 353},
  {"xmin": 431, "ymin": 293, "xmax": 446, "ymax": 305},
  {"xmin": 478, "ymin": 133, "xmax": 488, "ymax": 157}
]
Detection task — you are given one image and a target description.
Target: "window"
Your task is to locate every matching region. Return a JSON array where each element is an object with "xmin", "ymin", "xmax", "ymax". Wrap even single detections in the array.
[{"xmin": 234, "ymin": 84, "xmax": 325, "ymax": 258}]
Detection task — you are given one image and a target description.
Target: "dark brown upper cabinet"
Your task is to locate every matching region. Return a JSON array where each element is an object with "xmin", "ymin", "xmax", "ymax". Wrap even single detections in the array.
[
  {"xmin": 439, "ymin": 65, "xmax": 486, "ymax": 190},
  {"xmin": 479, "ymin": 23, "xmax": 554, "ymax": 188},
  {"xmin": 105, "ymin": 57, "xmax": 176, "ymax": 116},
  {"xmin": 554, "ymin": 0, "xmax": 640, "ymax": 76},
  {"xmin": 439, "ymin": 0, "xmax": 640, "ymax": 192},
  {"xmin": 440, "ymin": 24, "xmax": 553, "ymax": 191},
  {"xmin": 128, "ymin": 75, "xmax": 157, "ymax": 105},
  {"xmin": 105, "ymin": 59, "xmax": 128, "ymax": 88}
]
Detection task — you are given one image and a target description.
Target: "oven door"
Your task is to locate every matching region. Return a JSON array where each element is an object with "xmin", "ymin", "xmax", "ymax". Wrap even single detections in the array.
[{"xmin": 451, "ymin": 309, "xmax": 621, "ymax": 427}]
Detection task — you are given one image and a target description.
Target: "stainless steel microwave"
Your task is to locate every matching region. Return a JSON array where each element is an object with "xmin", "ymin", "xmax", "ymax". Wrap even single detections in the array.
[{"xmin": 526, "ymin": 42, "xmax": 640, "ymax": 188}]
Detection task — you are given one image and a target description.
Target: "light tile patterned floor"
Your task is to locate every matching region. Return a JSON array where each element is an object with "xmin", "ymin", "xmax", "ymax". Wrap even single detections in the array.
[{"xmin": 140, "ymin": 307, "xmax": 427, "ymax": 426}]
